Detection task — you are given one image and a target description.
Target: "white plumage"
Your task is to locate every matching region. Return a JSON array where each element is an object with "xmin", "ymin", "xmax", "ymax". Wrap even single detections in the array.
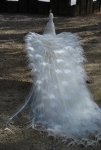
[{"xmin": 8, "ymin": 12, "xmax": 101, "ymax": 147}]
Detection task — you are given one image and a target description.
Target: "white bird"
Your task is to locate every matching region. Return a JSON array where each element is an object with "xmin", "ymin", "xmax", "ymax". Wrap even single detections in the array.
[{"xmin": 8, "ymin": 11, "xmax": 101, "ymax": 147}]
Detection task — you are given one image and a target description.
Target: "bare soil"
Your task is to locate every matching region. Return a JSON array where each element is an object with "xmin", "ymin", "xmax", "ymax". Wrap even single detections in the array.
[{"xmin": 0, "ymin": 13, "xmax": 101, "ymax": 150}]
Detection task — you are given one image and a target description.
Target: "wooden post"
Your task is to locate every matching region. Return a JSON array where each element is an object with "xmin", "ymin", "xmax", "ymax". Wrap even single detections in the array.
[
  {"xmin": 93, "ymin": 1, "xmax": 100, "ymax": 13},
  {"xmin": 59, "ymin": 0, "xmax": 71, "ymax": 15},
  {"xmin": 28, "ymin": 0, "xmax": 38, "ymax": 13},
  {"xmin": 69, "ymin": 4, "xmax": 80, "ymax": 17},
  {"xmin": 19, "ymin": 0, "xmax": 28, "ymax": 13},
  {"xmin": 100, "ymin": 0, "xmax": 101, "ymax": 11},
  {"xmin": 0, "ymin": 0, "xmax": 6, "ymax": 12},
  {"xmin": 86, "ymin": 0, "xmax": 93, "ymax": 14},
  {"xmin": 50, "ymin": 0, "xmax": 59, "ymax": 15},
  {"xmin": 6, "ymin": 1, "xmax": 19, "ymax": 13},
  {"xmin": 77, "ymin": 0, "xmax": 87, "ymax": 15},
  {"xmin": 97, "ymin": 0, "xmax": 101, "ymax": 12},
  {"xmin": 38, "ymin": 1, "xmax": 50, "ymax": 15}
]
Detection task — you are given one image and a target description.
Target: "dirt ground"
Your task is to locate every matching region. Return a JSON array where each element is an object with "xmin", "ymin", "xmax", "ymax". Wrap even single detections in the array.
[{"xmin": 0, "ymin": 12, "xmax": 101, "ymax": 150}]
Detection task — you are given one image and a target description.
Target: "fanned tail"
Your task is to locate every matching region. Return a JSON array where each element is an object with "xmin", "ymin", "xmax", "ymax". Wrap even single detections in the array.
[{"xmin": 24, "ymin": 32, "xmax": 101, "ymax": 147}]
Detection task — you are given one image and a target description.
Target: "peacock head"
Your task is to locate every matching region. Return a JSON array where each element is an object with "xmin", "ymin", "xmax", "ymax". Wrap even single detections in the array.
[{"xmin": 43, "ymin": 10, "xmax": 56, "ymax": 36}]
